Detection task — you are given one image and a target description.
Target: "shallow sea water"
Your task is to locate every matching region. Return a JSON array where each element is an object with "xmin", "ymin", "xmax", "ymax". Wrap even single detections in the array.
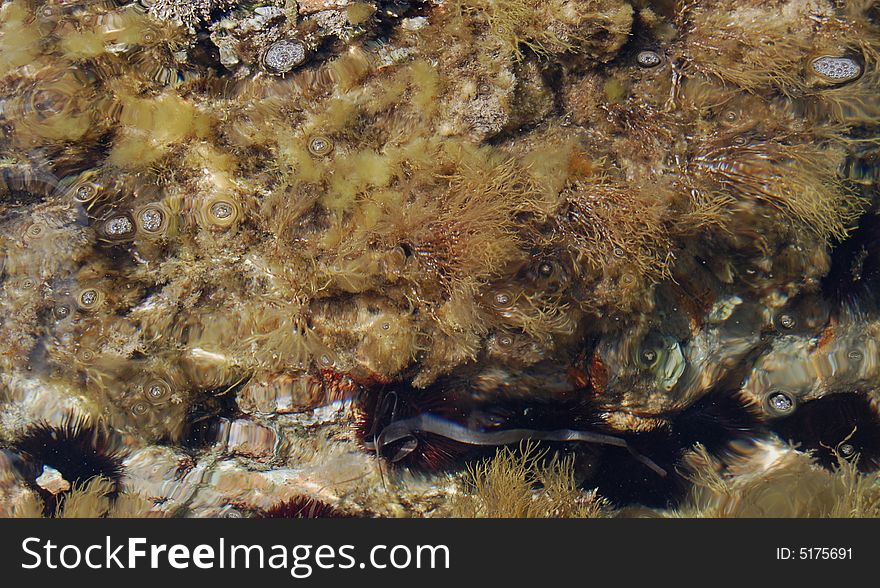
[{"xmin": 0, "ymin": 0, "xmax": 879, "ymax": 518}]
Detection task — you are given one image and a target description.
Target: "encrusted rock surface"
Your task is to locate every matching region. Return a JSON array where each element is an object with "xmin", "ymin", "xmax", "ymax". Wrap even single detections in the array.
[{"xmin": 0, "ymin": 0, "xmax": 879, "ymax": 517}]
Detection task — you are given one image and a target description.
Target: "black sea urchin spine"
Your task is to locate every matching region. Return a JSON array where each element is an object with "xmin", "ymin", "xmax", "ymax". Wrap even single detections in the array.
[
  {"xmin": 773, "ymin": 392, "xmax": 880, "ymax": 472},
  {"xmin": 822, "ymin": 213, "xmax": 880, "ymax": 314},
  {"xmin": 12, "ymin": 414, "xmax": 125, "ymax": 516}
]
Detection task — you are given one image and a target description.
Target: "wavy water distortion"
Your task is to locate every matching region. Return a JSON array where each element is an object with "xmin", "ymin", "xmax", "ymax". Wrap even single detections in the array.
[{"xmin": 0, "ymin": 0, "xmax": 878, "ymax": 518}]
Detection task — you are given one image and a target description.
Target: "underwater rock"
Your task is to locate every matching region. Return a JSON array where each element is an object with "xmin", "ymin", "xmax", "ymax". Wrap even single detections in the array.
[
  {"xmin": 208, "ymin": 5, "xmax": 299, "ymax": 74},
  {"xmin": 237, "ymin": 372, "xmax": 325, "ymax": 415},
  {"xmin": 740, "ymin": 316, "xmax": 880, "ymax": 416},
  {"xmin": 147, "ymin": 0, "xmax": 236, "ymax": 31},
  {"xmin": 122, "ymin": 446, "xmax": 208, "ymax": 516},
  {"xmin": 0, "ymin": 0, "xmax": 879, "ymax": 518},
  {"xmin": 34, "ymin": 465, "xmax": 70, "ymax": 495},
  {"xmin": 298, "ymin": 0, "xmax": 353, "ymax": 14},
  {"xmin": 220, "ymin": 418, "xmax": 279, "ymax": 458}
]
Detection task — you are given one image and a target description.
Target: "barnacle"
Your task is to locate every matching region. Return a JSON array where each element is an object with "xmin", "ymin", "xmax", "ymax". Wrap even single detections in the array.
[
  {"xmin": 97, "ymin": 212, "xmax": 136, "ymax": 242},
  {"xmin": 52, "ymin": 302, "xmax": 72, "ymax": 321},
  {"xmin": 69, "ymin": 175, "xmax": 103, "ymax": 207},
  {"xmin": 143, "ymin": 378, "xmax": 173, "ymax": 404},
  {"xmin": 766, "ymin": 391, "xmax": 796, "ymax": 417}
]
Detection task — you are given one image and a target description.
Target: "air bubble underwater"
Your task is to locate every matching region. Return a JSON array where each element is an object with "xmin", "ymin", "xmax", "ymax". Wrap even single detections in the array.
[
  {"xmin": 139, "ymin": 208, "xmax": 163, "ymax": 232},
  {"xmin": 76, "ymin": 287, "xmax": 104, "ymax": 311},
  {"xmin": 777, "ymin": 314, "xmax": 796, "ymax": 330},
  {"xmin": 768, "ymin": 391, "xmax": 795, "ymax": 415},
  {"xmin": 636, "ymin": 50, "xmax": 662, "ymax": 68},
  {"xmin": 810, "ymin": 55, "xmax": 862, "ymax": 83},
  {"xmin": 210, "ymin": 201, "xmax": 233, "ymax": 220},
  {"xmin": 144, "ymin": 379, "xmax": 172, "ymax": 403},
  {"xmin": 103, "ymin": 215, "xmax": 134, "ymax": 237},
  {"xmin": 307, "ymin": 135, "xmax": 334, "ymax": 157},
  {"xmin": 263, "ymin": 40, "xmax": 307, "ymax": 74}
]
